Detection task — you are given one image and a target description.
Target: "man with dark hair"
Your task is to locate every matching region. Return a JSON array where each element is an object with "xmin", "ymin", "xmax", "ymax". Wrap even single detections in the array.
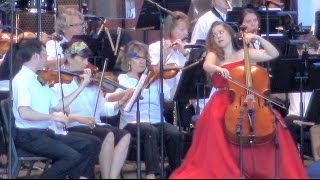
[{"xmin": 12, "ymin": 39, "xmax": 100, "ymax": 179}]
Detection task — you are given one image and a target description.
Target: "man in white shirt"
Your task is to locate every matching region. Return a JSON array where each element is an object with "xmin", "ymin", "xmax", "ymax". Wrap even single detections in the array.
[
  {"xmin": 12, "ymin": 39, "xmax": 100, "ymax": 179},
  {"xmin": 191, "ymin": 0, "xmax": 231, "ymax": 114},
  {"xmin": 190, "ymin": 0, "xmax": 230, "ymax": 44}
]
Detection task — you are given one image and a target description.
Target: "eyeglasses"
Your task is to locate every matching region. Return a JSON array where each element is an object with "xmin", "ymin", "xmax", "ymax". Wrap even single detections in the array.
[
  {"xmin": 212, "ymin": 30, "xmax": 225, "ymax": 38},
  {"xmin": 131, "ymin": 56, "xmax": 147, "ymax": 61},
  {"xmin": 69, "ymin": 22, "xmax": 85, "ymax": 27}
]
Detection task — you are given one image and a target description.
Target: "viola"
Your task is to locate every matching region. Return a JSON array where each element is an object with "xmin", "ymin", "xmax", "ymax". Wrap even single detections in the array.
[
  {"xmin": 65, "ymin": 63, "xmax": 127, "ymax": 93},
  {"xmin": 143, "ymin": 63, "xmax": 181, "ymax": 88},
  {"xmin": 36, "ymin": 63, "xmax": 98, "ymax": 86},
  {"xmin": 36, "ymin": 68, "xmax": 74, "ymax": 86}
]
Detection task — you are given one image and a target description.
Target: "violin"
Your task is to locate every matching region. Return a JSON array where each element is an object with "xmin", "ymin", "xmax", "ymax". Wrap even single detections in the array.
[
  {"xmin": 38, "ymin": 63, "xmax": 127, "ymax": 93},
  {"xmin": 36, "ymin": 68, "xmax": 74, "ymax": 86},
  {"xmin": 0, "ymin": 31, "xmax": 63, "ymax": 58},
  {"xmin": 143, "ymin": 63, "xmax": 181, "ymax": 88},
  {"xmin": 36, "ymin": 63, "xmax": 98, "ymax": 86},
  {"xmin": 91, "ymin": 71, "xmax": 127, "ymax": 93}
]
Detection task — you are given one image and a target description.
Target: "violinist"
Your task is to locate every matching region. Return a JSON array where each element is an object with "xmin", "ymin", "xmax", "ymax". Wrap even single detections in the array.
[
  {"xmin": 46, "ymin": 8, "xmax": 85, "ymax": 69},
  {"xmin": 11, "ymin": 39, "xmax": 100, "ymax": 179},
  {"xmin": 106, "ymin": 40, "xmax": 183, "ymax": 179},
  {"xmin": 149, "ymin": 11, "xmax": 190, "ymax": 126},
  {"xmin": 50, "ymin": 39, "xmax": 132, "ymax": 179},
  {"xmin": 170, "ymin": 22, "xmax": 307, "ymax": 178}
]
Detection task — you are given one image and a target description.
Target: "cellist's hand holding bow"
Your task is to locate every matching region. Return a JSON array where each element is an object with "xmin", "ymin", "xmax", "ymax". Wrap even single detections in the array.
[{"xmin": 216, "ymin": 66, "xmax": 230, "ymax": 79}]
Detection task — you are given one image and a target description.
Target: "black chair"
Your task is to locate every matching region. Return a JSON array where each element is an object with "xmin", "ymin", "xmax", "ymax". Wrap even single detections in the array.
[{"xmin": 0, "ymin": 98, "xmax": 51, "ymax": 178}]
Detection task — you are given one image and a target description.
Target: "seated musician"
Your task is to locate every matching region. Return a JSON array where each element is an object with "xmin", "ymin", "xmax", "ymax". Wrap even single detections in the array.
[
  {"xmin": 170, "ymin": 21, "xmax": 307, "ymax": 179},
  {"xmin": 46, "ymin": 8, "xmax": 85, "ymax": 69},
  {"xmin": 106, "ymin": 40, "xmax": 183, "ymax": 179},
  {"xmin": 239, "ymin": 8, "xmax": 261, "ymax": 49},
  {"xmin": 148, "ymin": 11, "xmax": 191, "ymax": 127},
  {"xmin": 12, "ymin": 39, "xmax": 100, "ymax": 179},
  {"xmin": 50, "ymin": 39, "xmax": 132, "ymax": 179},
  {"xmin": 285, "ymin": 33, "xmax": 320, "ymax": 156}
]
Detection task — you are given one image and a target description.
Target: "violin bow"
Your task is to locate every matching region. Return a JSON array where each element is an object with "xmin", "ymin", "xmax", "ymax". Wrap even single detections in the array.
[
  {"xmin": 93, "ymin": 58, "xmax": 108, "ymax": 119},
  {"xmin": 53, "ymin": 39, "xmax": 68, "ymax": 118}
]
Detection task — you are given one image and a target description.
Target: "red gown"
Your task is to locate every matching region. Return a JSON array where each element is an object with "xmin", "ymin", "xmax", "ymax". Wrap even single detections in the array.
[{"xmin": 170, "ymin": 61, "xmax": 307, "ymax": 178}]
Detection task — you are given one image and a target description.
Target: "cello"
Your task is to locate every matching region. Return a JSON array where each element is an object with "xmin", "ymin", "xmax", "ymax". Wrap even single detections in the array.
[{"xmin": 224, "ymin": 28, "xmax": 276, "ymax": 145}]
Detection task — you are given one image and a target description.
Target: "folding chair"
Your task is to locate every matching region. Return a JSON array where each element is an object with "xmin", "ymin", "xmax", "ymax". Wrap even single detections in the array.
[{"xmin": 0, "ymin": 98, "xmax": 50, "ymax": 178}]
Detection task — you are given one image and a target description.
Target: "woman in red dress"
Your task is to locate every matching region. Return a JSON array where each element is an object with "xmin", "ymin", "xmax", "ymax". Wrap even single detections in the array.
[{"xmin": 170, "ymin": 21, "xmax": 307, "ymax": 178}]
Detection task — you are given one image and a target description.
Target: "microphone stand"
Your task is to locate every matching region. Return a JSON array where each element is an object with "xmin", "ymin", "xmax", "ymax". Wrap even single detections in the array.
[
  {"xmin": 36, "ymin": 0, "xmax": 41, "ymax": 40},
  {"xmin": 145, "ymin": 0, "xmax": 167, "ymax": 178},
  {"xmin": 8, "ymin": 1, "xmax": 15, "ymax": 178},
  {"xmin": 296, "ymin": 49, "xmax": 309, "ymax": 160},
  {"xmin": 135, "ymin": 92, "xmax": 141, "ymax": 179}
]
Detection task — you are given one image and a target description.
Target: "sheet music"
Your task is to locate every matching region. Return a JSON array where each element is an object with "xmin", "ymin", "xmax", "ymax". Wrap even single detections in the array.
[{"xmin": 123, "ymin": 67, "xmax": 149, "ymax": 112}]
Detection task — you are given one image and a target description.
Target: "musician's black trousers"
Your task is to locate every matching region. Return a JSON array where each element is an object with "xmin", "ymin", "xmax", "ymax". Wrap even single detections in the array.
[
  {"xmin": 15, "ymin": 128, "xmax": 100, "ymax": 179},
  {"xmin": 124, "ymin": 122, "xmax": 183, "ymax": 175}
]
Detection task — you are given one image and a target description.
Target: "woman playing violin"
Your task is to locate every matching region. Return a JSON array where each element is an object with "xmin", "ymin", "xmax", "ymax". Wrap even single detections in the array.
[
  {"xmin": 170, "ymin": 21, "xmax": 307, "ymax": 178},
  {"xmin": 50, "ymin": 39, "xmax": 132, "ymax": 179},
  {"xmin": 106, "ymin": 40, "xmax": 183, "ymax": 179}
]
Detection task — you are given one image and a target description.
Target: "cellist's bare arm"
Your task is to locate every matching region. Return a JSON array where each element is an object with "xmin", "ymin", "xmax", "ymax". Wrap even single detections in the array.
[
  {"xmin": 203, "ymin": 52, "xmax": 230, "ymax": 78},
  {"xmin": 246, "ymin": 33, "xmax": 279, "ymax": 63}
]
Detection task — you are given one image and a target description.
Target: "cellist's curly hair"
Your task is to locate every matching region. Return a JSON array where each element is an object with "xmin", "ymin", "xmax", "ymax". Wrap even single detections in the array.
[{"xmin": 205, "ymin": 21, "xmax": 241, "ymax": 61}]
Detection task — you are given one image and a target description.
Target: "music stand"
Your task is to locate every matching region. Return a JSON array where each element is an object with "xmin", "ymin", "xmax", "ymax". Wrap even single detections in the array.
[
  {"xmin": 135, "ymin": 0, "xmax": 191, "ymax": 178},
  {"xmin": 173, "ymin": 50, "xmax": 212, "ymax": 129},
  {"xmin": 269, "ymin": 56, "xmax": 320, "ymax": 94},
  {"xmin": 269, "ymin": 55, "xmax": 320, "ymax": 159},
  {"xmin": 136, "ymin": 0, "xmax": 190, "ymax": 30}
]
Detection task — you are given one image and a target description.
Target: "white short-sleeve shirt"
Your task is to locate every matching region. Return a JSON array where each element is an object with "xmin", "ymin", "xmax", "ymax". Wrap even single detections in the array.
[
  {"xmin": 46, "ymin": 37, "xmax": 68, "ymax": 61},
  {"xmin": 51, "ymin": 80, "xmax": 117, "ymax": 128},
  {"xmin": 190, "ymin": 10, "xmax": 226, "ymax": 44},
  {"xmin": 12, "ymin": 66, "xmax": 60, "ymax": 130},
  {"xmin": 107, "ymin": 74, "xmax": 168, "ymax": 129},
  {"xmin": 149, "ymin": 41, "xmax": 188, "ymax": 100}
]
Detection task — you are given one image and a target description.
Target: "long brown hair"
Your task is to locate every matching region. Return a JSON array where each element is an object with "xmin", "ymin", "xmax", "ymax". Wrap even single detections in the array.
[{"xmin": 205, "ymin": 21, "xmax": 241, "ymax": 61}]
